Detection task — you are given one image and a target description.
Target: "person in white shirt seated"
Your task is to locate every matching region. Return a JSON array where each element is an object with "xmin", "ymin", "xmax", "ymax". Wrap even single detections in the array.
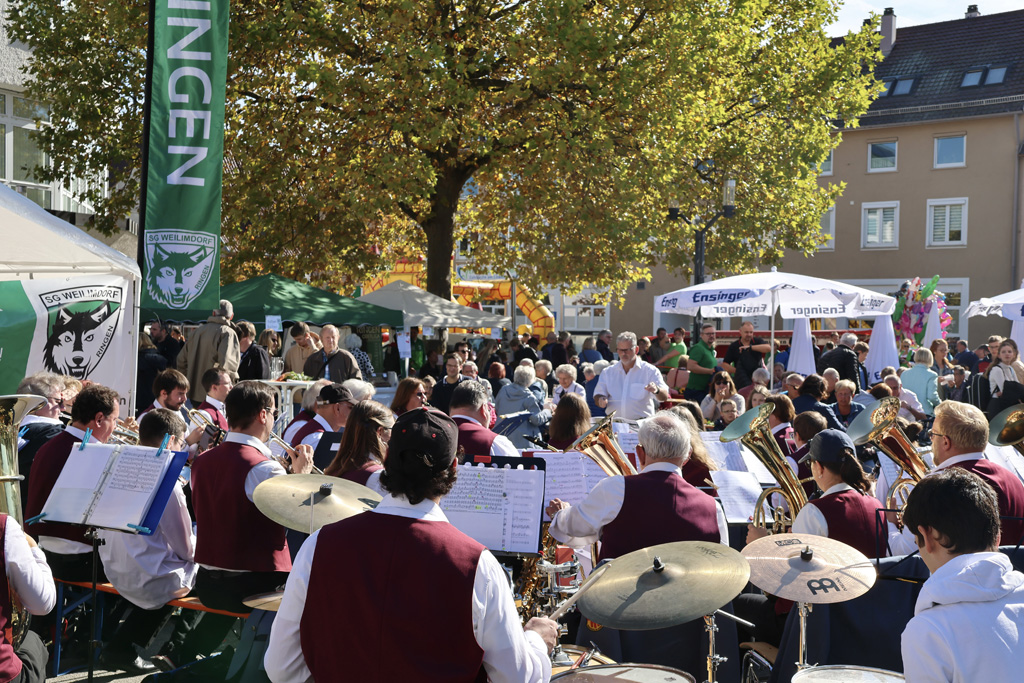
[
  {"xmin": 593, "ymin": 332, "xmax": 669, "ymax": 421},
  {"xmin": 884, "ymin": 374, "xmax": 926, "ymax": 423},
  {"xmin": 901, "ymin": 468, "xmax": 1024, "ymax": 682},
  {"xmin": 551, "ymin": 364, "xmax": 585, "ymax": 406},
  {"xmin": 0, "ymin": 512, "xmax": 55, "ymax": 683}
]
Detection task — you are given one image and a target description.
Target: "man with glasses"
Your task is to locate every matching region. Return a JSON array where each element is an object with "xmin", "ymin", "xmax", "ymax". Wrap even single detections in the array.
[
  {"xmin": 191, "ymin": 381, "xmax": 313, "ymax": 616},
  {"xmin": 302, "ymin": 325, "xmax": 362, "ymax": 384},
  {"xmin": 593, "ymin": 332, "xmax": 668, "ymax": 420},
  {"xmin": 16, "ymin": 373, "xmax": 67, "ymax": 512},
  {"xmin": 685, "ymin": 324, "xmax": 719, "ymax": 401},
  {"xmin": 290, "ymin": 384, "xmax": 356, "ymax": 450}
]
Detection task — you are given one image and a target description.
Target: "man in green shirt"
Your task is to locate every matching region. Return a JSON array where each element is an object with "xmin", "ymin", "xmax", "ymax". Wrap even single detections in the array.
[{"xmin": 685, "ymin": 324, "xmax": 718, "ymax": 401}]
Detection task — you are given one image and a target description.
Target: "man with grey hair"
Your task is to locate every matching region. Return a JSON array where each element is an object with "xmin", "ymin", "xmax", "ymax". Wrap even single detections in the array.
[
  {"xmin": 596, "ymin": 329, "xmax": 614, "ymax": 362},
  {"xmin": 450, "ymin": 382, "xmax": 518, "ymax": 458},
  {"xmin": 16, "ymin": 372, "xmax": 67, "ymax": 507},
  {"xmin": 493, "ymin": 365, "xmax": 550, "ymax": 448},
  {"xmin": 821, "ymin": 367, "xmax": 840, "ymax": 403},
  {"xmin": 594, "ymin": 332, "xmax": 668, "ymax": 420},
  {"xmin": 546, "ymin": 411, "xmax": 729, "ymax": 678},
  {"xmin": 176, "ymin": 299, "xmax": 240, "ymax": 402},
  {"xmin": 461, "ymin": 361, "xmax": 493, "ymax": 399},
  {"xmin": 304, "ymin": 324, "xmax": 362, "ymax": 383},
  {"xmin": 818, "ymin": 331, "xmax": 864, "ymax": 391}
]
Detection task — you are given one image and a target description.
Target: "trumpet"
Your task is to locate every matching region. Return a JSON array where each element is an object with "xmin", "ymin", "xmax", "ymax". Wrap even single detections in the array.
[
  {"xmin": 187, "ymin": 409, "xmax": 226, "ymax": 448},
  {"xmin": 268, "ymin": 432, "xmax": 324, "ymax": 475},
  {"xmin": 109, "ymin": 418, "xmax": 140, "ymax": 445}
]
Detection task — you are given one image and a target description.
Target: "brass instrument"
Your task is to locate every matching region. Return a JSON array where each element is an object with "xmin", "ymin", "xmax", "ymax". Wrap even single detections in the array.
[
  {"xmin": 721, "ymin": 403, "xmax": 809, "ymax": 533},
  {"xmin": 848, "ymin": 397, "xmax": 929, "ymax": 511},
  {"xmin": 268, "ymin": 432, "xmax": 325, "ymax": 475},
  {"xmin": 0, "ymin": 394, "xmax": 46, "ymax": 648},
  {"xmin": 569, "ymin": 413, "xmax": 638, "ymax": 476},
  {"xmin": 108, "ymin": 418, "xmax": 140, "ymax": 445},
  {"xmin": 187, "ymin": 409, "xmax": 226, "ymax": 449},
  {"xmin": 989, "ymin": 403, "xmax": 1024, "ymax": 457}
]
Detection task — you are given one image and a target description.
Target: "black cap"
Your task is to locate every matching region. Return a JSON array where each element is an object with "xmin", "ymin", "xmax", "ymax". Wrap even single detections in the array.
[
  {"xmin": 800, "ymin": 429, "xmax": 856, "ymax": 464},
  {"xmin": 316, "ymin": 383, "xmax": 354, "ymax": 406},
  {"xmin": 387, "ymin": 408, "xmax": 459, "ymax": 475}
]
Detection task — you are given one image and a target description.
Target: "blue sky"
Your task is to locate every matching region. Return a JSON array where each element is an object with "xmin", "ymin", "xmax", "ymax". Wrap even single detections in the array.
[{"xmin": 827, "ymin": 1, "xmax": 1021, "ymax": 36}]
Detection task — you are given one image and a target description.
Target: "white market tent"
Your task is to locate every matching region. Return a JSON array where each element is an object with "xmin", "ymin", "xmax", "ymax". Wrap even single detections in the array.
[
  {"xmin": 0, "ymin": 184, "xmax": 140, "ymax": 406},
  {"xmin": 358, "ymin": 280, "xmax": 511, "ymax": 329},
  {"xmin": 966, "ymin": 282, "xmax": 1024, "ymax": 350}
]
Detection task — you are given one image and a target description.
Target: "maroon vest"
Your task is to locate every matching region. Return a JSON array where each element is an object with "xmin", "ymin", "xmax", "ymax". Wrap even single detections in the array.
[
  {"xmin": 25, "ymin": 430, "xmax": 89, "ymax": 546},
  {"xmin": 301, "ymin": 514, "xmax": 486, "ymax": 682},
  {"xmin": 291, "ymin": 417, "xmax": 326, "ymax": 448},
  {"xmin": 599, "ymin": 470, "xmax": 720, "ymax": 561},
  {"xmin": 807, "ymin": 488, "xmax": 885, "ymax": 557},
  {"xmin": 952, "ymin": 459, "xmax": 1024, "ymax": 546},
  {"xmin": 340, "ymin": 463, "xmax": 383, "ymax": 486},
  {"xmin": 788, "ymin": 445, "xmax": 816, "ymax": 498},
  {"xmin": 454, "ymin": 418, "xmax": 499, "ymax": 458},
  {"xmin": 197, "ymin": 401, "xmax": 229, "ymax": 431},
  {"xmin": 681, "ymin": 459, "xmax": 717, "ymax": 497},
  {"xmin": 281, "ymin": 410, "xmax": 314, "ymax": 438},
  {"xmin": 191, "ymin": 442, "xmax": 291, "ymax": 572},
  {"xmin": 0, "ymin": 515, "xmax": 19, "ymax": 683}
]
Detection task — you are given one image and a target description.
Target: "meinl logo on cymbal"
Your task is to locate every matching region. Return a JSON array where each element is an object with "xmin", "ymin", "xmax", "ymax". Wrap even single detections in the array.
[{"xmin": 774, "ymin": 538, "xmax": 802, "ymax": 546}]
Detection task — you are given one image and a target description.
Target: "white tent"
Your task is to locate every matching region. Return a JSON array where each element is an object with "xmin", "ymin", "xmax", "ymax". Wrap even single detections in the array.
[
  {"xmin": 787, "ymin": 318, "xmax": 817, "ymax": 376},
  {"xmin": 358, "ymin": 280, "xmax": 511, "ymax": 329},
  {"xmin": 0, "ymin": 185, "xmax": 140, "ymax": 406},
  {"xmin": 966, "ymin": 282, "xmax": 1024, "ymax": 349},
  {"xmin": 864, "ymin": 314, "xmax": 900, "ymax": 385}
]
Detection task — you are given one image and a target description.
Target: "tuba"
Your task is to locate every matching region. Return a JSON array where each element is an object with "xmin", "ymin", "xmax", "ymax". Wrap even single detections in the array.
[
  {"xmin": 848, "ymin": 397, "xmax": 929, "ymax": 511},
  {"xmin": 0, "ymin": 394, "xmax": 46, "ymax": 648},
  {"xmin": 989, "ymin": 403, "xmax": 1024, "ymax": 457},
  {"xmin": 569, "ymin": 412, "xmax": 637, "ymax": 476},
  {"xmin": 721, "ymin": 403, "xmax": 809, "ymax": 533}
]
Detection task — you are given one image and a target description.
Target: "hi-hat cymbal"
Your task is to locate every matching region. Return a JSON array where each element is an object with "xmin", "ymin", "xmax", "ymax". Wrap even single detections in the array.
[
  {"xmin": 577, "ymin": 541, "xmax": 750, "ymax": 630},
  {"xmin": 253, "ymin": 473, "xmax": 381, "ymax": 533},
  {"xmin": 742, "ymin": 533, "xmax": 876, "ymax": 604},
  {"xmin": 242, "ymin": 591, "xmax": 283, "ymax": 612}
]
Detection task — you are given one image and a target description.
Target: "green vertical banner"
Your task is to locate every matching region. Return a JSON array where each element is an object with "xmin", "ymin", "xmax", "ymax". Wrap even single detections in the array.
[{"xmin": 141, "ymin": 0, "xmax": 229, "ymax": 315}]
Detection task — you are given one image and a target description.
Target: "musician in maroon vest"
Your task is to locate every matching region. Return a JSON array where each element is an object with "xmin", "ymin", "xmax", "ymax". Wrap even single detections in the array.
[
  {"xmin": 763, "ymin": 393, "xmax": 797, "ymax": 458},
  {"xmin": 25, "ymin": 384, "xmax": 121, "ymax": 582},
  {"xmin": 196, "ymin": 368, "xmax": 231, "ymax": 432},
  {"xmin": 545, "ymin": 411, "xmax": 729, "ymax": 678},
  {"xmin": 265, "ymin": 407, "xmax": 558, "ymax": 683},
  {"xmin": 789, "ymin": 411, "xmax": 827, "ymax": 499},
  {"xmin": 138, "ymin": 368, "xmax": 191, "ymax": 425},
  {"xmin": 0, "ymin": 511, "xmax": 56, "ymax": 683},
  {"xmin": 190, "ymin": 381, "xmax": 313, "ymax": 614},
  {"xmin": 450, "ymin": 382, "xmax": 519, "ymax": 459},
  {"xmin": 888, "ymin": 400, "xmax": 1024, "ymax": 554},
  {"xmin": 289, "ymin": 383, "xmax": 354, "ymax": 451},
  {"xmin": 323, "ymin": 400, "xmax": 394, "ymax": 494}
]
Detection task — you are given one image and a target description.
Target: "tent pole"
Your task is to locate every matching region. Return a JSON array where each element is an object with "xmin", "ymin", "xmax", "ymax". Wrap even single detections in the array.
[{"xmin": 770, "ymin": 291, "xmax": 776, "ymax": 376}]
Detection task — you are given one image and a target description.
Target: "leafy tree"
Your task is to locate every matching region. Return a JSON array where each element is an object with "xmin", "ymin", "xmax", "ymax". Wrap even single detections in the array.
[{"xmin": 11, "ymin": 0, "xmax": 880, "ymax": 300}]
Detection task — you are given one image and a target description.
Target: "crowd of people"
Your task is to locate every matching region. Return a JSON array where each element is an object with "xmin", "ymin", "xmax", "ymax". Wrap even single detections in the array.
[{"xmin": 7, "ymin": 307, "xmax": 1024, "ymax": 683}]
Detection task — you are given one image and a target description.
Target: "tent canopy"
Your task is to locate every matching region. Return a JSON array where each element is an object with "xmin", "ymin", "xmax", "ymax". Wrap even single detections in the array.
[
  {"xmin": 0, "ymin": 185, "xmax": 140, "ymax": 281},
  {"xmin": 358, "ymin": 280, "xmax": 510, "ymax": 329},
  {"xmin": 966, "ymin": 282, "xmax": 1024, "ymax": 321},
  {"xmin": 146, "ymin": 274, "xmax": 403, "ymax": 327}
]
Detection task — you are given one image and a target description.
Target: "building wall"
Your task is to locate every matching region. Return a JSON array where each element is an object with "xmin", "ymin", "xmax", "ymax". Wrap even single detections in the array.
[{"xmin": 0, "ymin": 1, "xmax": 29, "ymax": 91}]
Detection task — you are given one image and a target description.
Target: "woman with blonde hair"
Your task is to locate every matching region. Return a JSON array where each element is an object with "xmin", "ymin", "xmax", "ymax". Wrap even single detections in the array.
[
  {"xmin": 324, "ymin": 401, "xmax": 394, "ymax": 493},
  {"xmin": 987, "ymin": 339, "xmax": 1024, "ymax": 399},
  {"xmin": 668, "ymin": 406, "xmax": 718, "ymax": 494},
  {"xmin": 547, "ymin": 393, "xmax": 591, "ymax": 450}
]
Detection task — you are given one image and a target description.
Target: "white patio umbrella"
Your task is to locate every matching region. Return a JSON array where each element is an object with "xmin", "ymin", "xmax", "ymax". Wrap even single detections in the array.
[
  {"xmin": 864, "ymin": 314, "xmax": 900, "ymax": 385},
  {"xmin": 787, "ymin": 318, "xmax": 818, "ymax": 376},
  {"xmin": 655, "ymin": 266, "xmax": 897, "ymax": 369},
  {"xmin": 966, "ymin": 281, "xmax": 1024, "ymax": 349}
]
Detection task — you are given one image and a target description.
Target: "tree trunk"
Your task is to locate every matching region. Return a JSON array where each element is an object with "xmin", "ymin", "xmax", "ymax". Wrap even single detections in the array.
[{"xmin": 421, "ymin": 167, "xmax": 467, "ymax": 301}]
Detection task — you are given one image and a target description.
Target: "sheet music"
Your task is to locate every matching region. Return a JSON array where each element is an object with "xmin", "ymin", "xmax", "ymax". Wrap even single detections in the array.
[
  {"xmin": 538, "ymin": 452, "xmax": 609, "ymax": 521},
  {"xmin": 877, "ymin": 454, "xmax": 901, "ymax": 496},
  {"xmin": 39, "ymin": 446, "xmax": 110, "ymax": 524},
  {"xmin": 441, "ymin": 463, "xmax": 545, "ymax": 554},
  {"xmin": 616, "ymin": 432, "xmax": 639, "ymax": 455},
  {"xmin": 701, "ymin": 433, "xmax": 748, "ymax": 472},
  {"xmin": 710, "ymin": 470, "xmax": 764, "ymax": 524}
]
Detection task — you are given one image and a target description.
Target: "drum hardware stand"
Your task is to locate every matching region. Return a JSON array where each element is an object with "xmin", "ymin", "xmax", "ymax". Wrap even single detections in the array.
[
  {"xmin": 703, "ymin": 609, "xmax": 755, "ymax": 683},
  {"xmin": 85, "ymin": 527, "xmax": 104, "ymax": 683},
  {"xmin": 796, "ymin": 545, "xmax": 815, "ymax": 671},
  {"xmin": 309, "ymin": 483, "xmax": 333, "ymax": 533}
]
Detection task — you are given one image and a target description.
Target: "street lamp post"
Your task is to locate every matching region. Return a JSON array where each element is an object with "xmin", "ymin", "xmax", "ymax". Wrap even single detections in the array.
[{"xmin": 668, "ymin": 179, "xmax": 736, "ymax": 341}]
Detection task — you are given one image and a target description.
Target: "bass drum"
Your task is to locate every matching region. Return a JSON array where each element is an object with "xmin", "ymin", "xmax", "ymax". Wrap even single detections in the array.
[
  {"xmin": 551, "ymin": 646, "xmax": 616, "ymax": 677},
  {"xmin": 552, "ymin": 663, "xmax": 695, "ymax": 682},
  {"xmin": 792, "ymin": 665, "xmax": 905, "ymax": 682}
]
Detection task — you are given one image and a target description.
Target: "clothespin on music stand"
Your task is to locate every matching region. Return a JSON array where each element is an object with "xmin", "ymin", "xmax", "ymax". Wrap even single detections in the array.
[
  {"xmin": 127, "ymin": 524, "xmax": 151, "ymax": 534},
  {"xmin": 155, "ymin": 434, "xmax": 170, "ymax": 458},
  {"xmin": 18, "ymin": 426, "xmax": 28, "ymax": 439},
  {"xmin": 79, "ymin": 429, "xmax": 93, "ymax": 450},
  {"xmin": 25, "ymin": 513, "xmax": 46, "ymax": 525}
]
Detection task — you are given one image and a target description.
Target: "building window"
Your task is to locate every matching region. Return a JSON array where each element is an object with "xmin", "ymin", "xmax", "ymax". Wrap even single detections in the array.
[
  {"xmin": 868, "ymin": 141, "xmax": 897, "ymax": 172},
  {"xmin": 987, "ymin": 66, "xmax": 1007, "ymax": 84},
  {"xmin": 962, "ymin": 66, "xmax": 1010, "ymax": 87},
  {"xmin": 934, "ymin": 135, "xmax": 966, "ymax": 168},
  {"xmin": 819, "ymin": 208, "xmax": 835, "ymax": 251},
  {"xmin": 961, "ymin": 69, "xmax": 984, "ymax": 87},
  {"xmin": 861, "ymin": 202, "xmax": 899, "ymax": 249},
  {"xmin": 818, "ymin": 149, "xmax": 833, "ymax": 176},
  {"xmin": 927, "ymin": 198, "xmax": 968, "ymax": 247},
  {"xmin": 891, "ymin": 78, "xmax": 914, "ymax": 95}
]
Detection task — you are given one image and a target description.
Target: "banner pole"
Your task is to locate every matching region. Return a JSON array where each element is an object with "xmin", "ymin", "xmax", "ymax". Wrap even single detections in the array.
[{"xmin": 136, "ymin": 0, "xmax": 157, "ymax": 271}]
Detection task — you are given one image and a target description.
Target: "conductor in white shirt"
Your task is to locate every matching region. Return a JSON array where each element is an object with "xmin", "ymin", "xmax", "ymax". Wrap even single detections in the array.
[{"xmin": 593, "ymin": 332, "xmax": 669, "ymax": 421}]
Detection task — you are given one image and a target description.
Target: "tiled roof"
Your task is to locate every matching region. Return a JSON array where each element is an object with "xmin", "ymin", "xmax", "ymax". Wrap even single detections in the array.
[{"xmin": 860, "ymin": 9, "xmax": 1024, "ymax": 126}]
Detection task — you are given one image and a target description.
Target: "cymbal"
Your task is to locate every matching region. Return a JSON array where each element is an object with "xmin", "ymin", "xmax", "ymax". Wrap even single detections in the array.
[
  {"xmin": 576, "ymin": 541, "xmax": 750, "ymax": 630},
  {"xmin": 253, "ymin": 473, "xmax": 381, "ymax": 533},
  {"xmin": 742, "ymin": 533, "xmax": 876, "ymax": 604},
  {"xmin": 242, "ymin": 591, "xmax": 283, "ymax": 612}
]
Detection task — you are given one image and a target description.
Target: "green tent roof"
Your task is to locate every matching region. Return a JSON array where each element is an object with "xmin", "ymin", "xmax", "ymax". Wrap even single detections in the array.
[{"xmin": 149, "ymin": 274, "xmax": 403, "ymax": 328}]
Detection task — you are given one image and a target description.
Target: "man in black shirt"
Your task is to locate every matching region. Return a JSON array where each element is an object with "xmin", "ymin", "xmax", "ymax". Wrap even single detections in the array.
[
  {"xmin": 596, "ymin": 329, "xmax": 615, "ymax": 362},
  {"xmin": 149, "ymin": 320, "xmax": 183, "ymax": 367},
  {"xmin": 237, "ymin": 321, "xmax": 273, "ymax": 380},
  {"xmin": 721, "ymin": 322, "xmax": 770, "ymax": 389}
]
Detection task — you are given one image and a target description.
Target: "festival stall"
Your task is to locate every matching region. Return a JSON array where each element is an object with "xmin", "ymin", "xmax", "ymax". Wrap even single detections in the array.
[
  {"xmin": 358, "ymin": 280, "xmax": 511, "ymax": 330},
  {"xmin": 965, "ymin": 280, "xmax": 1024, "ymax": 350},
  {"xmin": 0, "ymin": 185, "xmax": 141, "ymax": 407}
]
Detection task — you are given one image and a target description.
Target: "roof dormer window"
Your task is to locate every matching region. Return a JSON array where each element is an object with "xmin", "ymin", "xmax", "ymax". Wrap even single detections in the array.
[
  {"xmin": 986, "ymin": 66, "xmax": 1007, "ymax": 84},
  {"xmin": 962, "ymin": 66, "xmax": 1010, "ymax": 87},
  {"xmin": 961, "ymin": 69, "xmax": 983, "ymax": 87},
  {"xmin": 891, "ymin": 78, "xmax": 914, "ymax": 95}
]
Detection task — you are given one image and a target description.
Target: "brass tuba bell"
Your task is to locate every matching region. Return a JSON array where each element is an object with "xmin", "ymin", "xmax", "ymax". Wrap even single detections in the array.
[
  {"xmin": 848, "ymin": 396, "xmax": 929, "ymax": 512},
  {"xmin": 988, "ymin": 403, "xmax": 1024, "ymax": 457}
]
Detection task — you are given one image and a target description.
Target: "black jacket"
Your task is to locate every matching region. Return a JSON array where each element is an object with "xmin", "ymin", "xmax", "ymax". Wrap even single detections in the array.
[
  {"xmin": 818, "ymin": 345, "xmax": 862, "ymax": 391},
  {"xmin": 239, "ymin": 343, "xmax": 273, "ymax": 381}
]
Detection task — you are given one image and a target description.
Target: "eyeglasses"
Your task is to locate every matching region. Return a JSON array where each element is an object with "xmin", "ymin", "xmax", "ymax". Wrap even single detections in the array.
[
  {"xmin": 714, "ymin": 379, "xmax": 729, "ymax": 385},
  {"xmin": 931, "ymin": 431, "xmax": 947, "ymax": 440},
  {"xmin": 414, "ymin": 392, "xmax": 427, "ymax": 397},
  {"xmin": 616, "ymin": 347, "xmax": 634, "ymax": 354},
  {"xmin": 48, "ymin": 396, "xmax": 65, "ymax": 407}
]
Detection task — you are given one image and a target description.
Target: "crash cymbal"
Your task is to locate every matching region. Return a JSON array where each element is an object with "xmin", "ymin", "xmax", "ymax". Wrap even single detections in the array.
[
  {"xmin": 253, "ymin": 473, "xmax": 381, "ymax": 533},
  {"xmin": 577, "ymin": 541, "xmax": 750, "ymax": 630},
  {"xmin": 742, "ymin": 533, "xmax": 876, "ymax": 604},
  {"xmin": 242, "ymin": 591, "xmax": 283, "ymax": 612}
]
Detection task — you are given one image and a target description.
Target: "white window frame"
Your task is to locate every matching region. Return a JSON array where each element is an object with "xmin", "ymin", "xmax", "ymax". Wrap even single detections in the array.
[
  {"xmin": 818, "ymin": 207, "xmax": 835, "ymax": 251},
  {"xmin": 867, "ymin": 141, "xmax": 898, "ymax": 173},
  {"xmin": 861, "ymin": 201, "xmax": 899, "ymax": 249},
  {"xmin": 818, "ymin": 149, "xmax": 833, "ymax": 177},
  {"xmin": 926, "ymin": 197, "xmax": 968, "ymax": 248},
  {"xmin": 933, "ymin": 135, "xmax": 966, "ymax": 169}
]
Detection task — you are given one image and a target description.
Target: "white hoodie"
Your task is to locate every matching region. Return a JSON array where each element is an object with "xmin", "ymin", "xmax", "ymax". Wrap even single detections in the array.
[{"xmin": 902, "ymin": 552, "xmax": 1024, "ymax": 682}]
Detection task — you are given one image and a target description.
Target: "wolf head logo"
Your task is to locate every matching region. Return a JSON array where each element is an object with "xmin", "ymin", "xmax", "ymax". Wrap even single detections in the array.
[
  {"xmin": 146, "ymin": 244, "xmax": 214, "ymax": 308},
  {"xmin": 42, "ymin": 302, "xmax": 118, "ymax": 379}
]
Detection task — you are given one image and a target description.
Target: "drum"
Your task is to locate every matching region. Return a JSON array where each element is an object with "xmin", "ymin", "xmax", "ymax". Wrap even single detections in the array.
[
  {"xmin": 791, "ymin": 665, "xmax": 905, "ymax": 682},
  {"xmin": 551, "ymin": 663, "xmax": 696, "ymax": 681},
  {"xmin": 550, "ymin": 645, "xmax": 616, "ymax": 676}
]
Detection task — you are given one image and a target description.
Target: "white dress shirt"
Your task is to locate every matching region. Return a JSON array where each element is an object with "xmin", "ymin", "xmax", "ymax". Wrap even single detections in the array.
[
  {"xmin": 203, "ymin": 396, "xmax": 226, "ymax": 415},
  {"xmin": 552, "ymin": 382, "xmax": 586, "ymax": 406},
  {"xmin": 98, "ymin": 481, "xmax": 197, "ymax": 609},
  {"xmin": 594, "ymin": 359, "xmax": 668, "ymax": 420},
  {"xmin": 791, "ymin": 483, "xmax": 854, "ymax": 537},
  {"xmin": 548, "ymin": 461, "xmax": 729, "ymax": 549},
  {"xmin": 40, "ymin": 425, "xmax": 99, "ymax": 555},
  {"xmin": 897, "ymin": 388, "xmax": 924, "ymax": 421},
  {"xmin": 264, "ymin": 494, "xmax": 551, "ymax": 683},
  {"xmin": 299, "ymin": 414, "xmax": 334, "ymax": 450},
  {"xmin": 6, "ymin": 516, "xmax": 56, "ymax": 616},
  {"xmin": 452, "ymin": 416, "xmax": 520, "ymax": 459}
]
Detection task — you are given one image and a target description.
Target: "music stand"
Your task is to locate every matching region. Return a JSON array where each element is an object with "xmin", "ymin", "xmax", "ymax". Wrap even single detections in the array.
[{"xmin": 311, "ymin": 432, "xmax": 344, "ymax": 472}]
